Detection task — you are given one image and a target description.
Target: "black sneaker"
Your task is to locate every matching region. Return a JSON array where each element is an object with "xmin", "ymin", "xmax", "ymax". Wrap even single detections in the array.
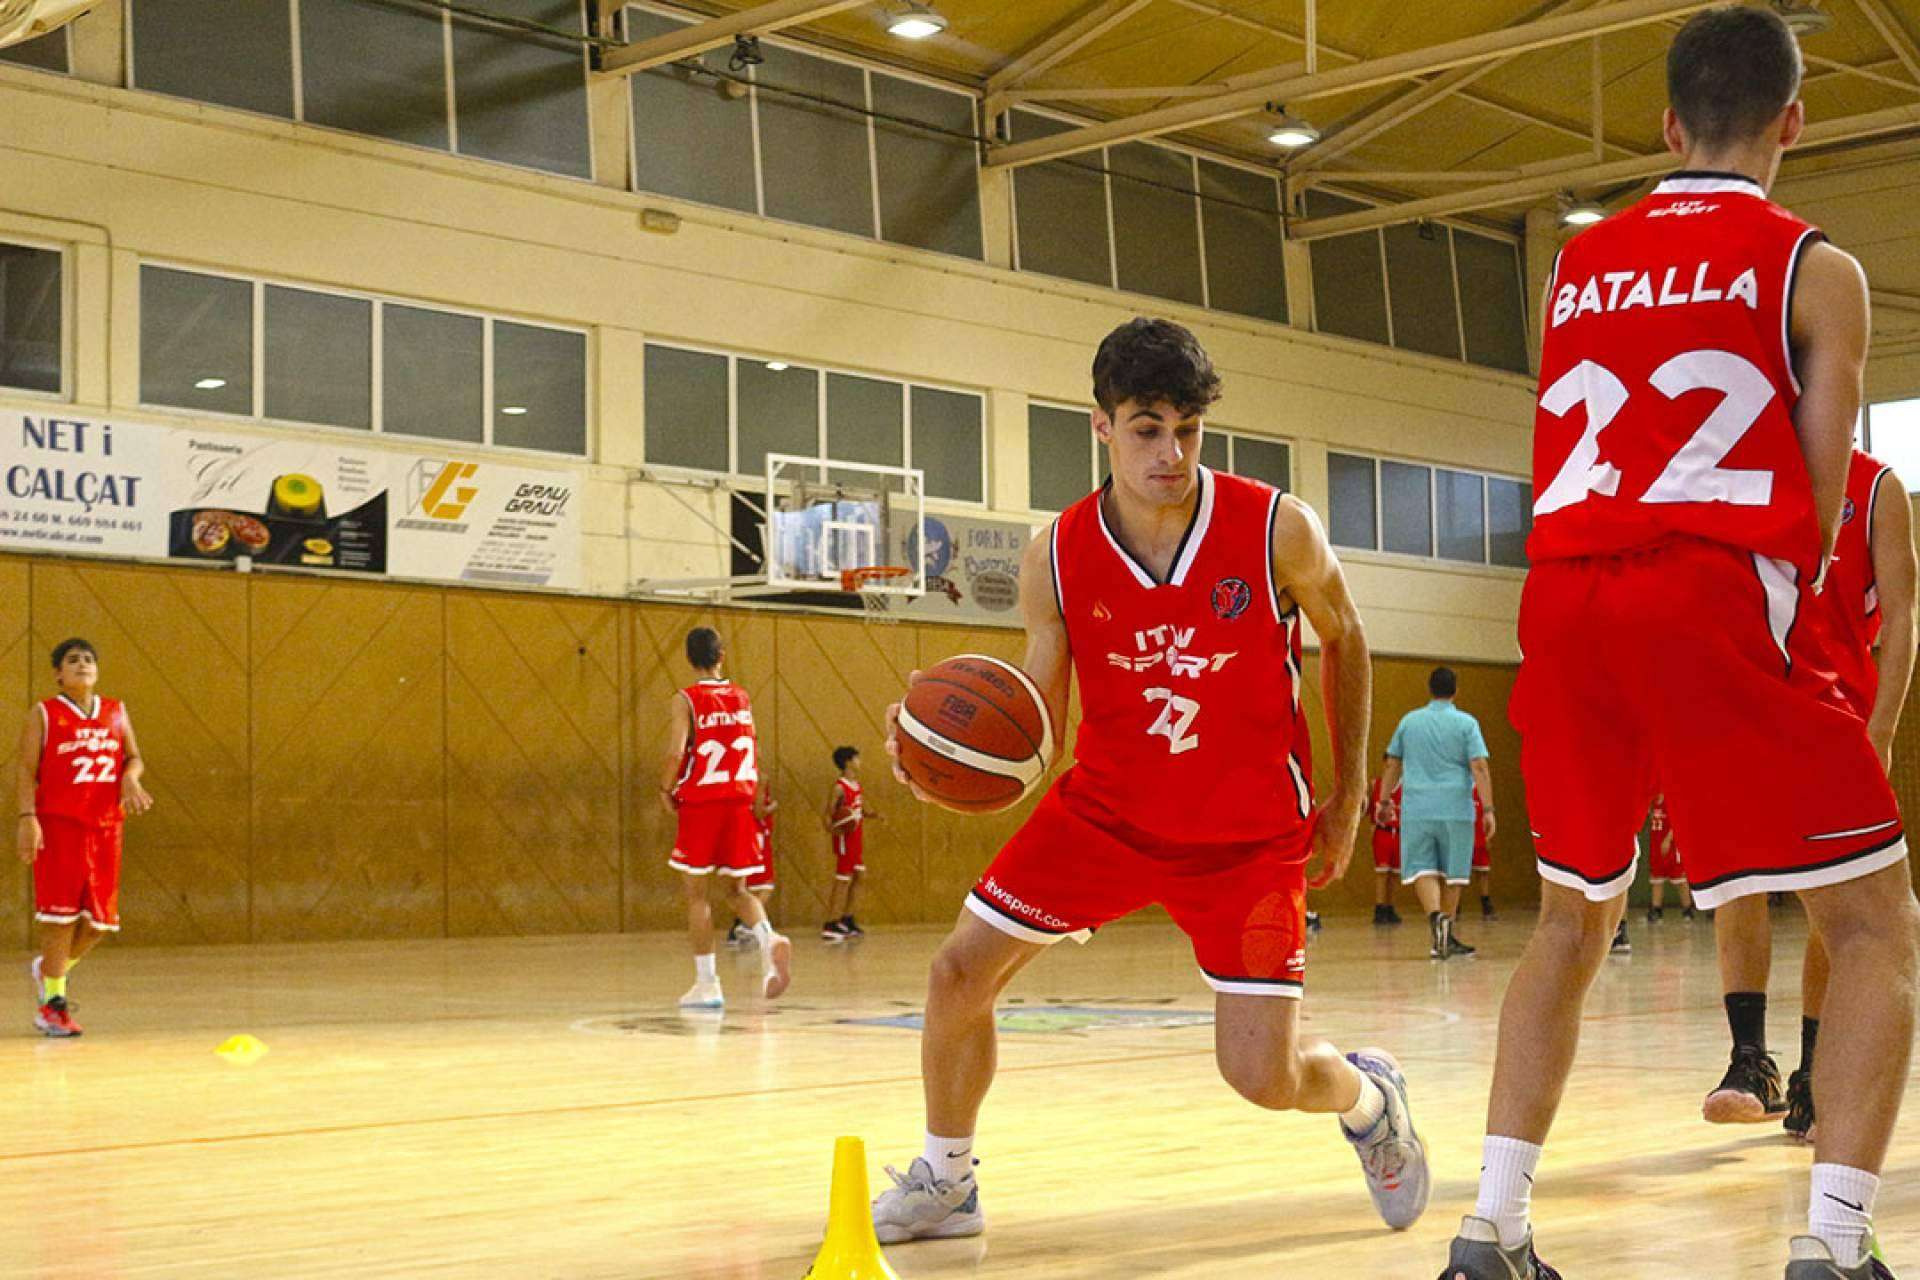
[
  {"xmin": 1305, "ymin": 911, "xmax": 1323, "ymax": 936},
  {"xmin": 821, "ymin": 920, "xmax": 849, "ymax": 943},
  {"xmin": 723, "ymin": 921, "xmax": 749, "ymax": 950},
  {"xmin": 840, "ymin": 915, "xmax": 865, "ymax": 939},
  {"xmin": 1683, "ymin": 905, "xmax": 1696, "ymax": 920},
  {"xmin": 1784, "ymin": 1064, "xmax": 1815, "ymax": 1141},
  {"xmin": 1439, "ymin": 1216, "xmax": 1563, "ymax": 1279},
  {"xmin": 1647, "ymin": 906, "xmax": 1664, "ymax": 923},
  {"xmin": 1703, "ymin": 1044, "xmax": 1788, "ymax": 1123},
  {"xmin": 1384, "ymin": 905, "xmax": 1403, "ymax": 925},
  {"xmin": 1374, "ymin": 904, "xmax": 1394, "ymax": 926},
  {"xmin": 1430, "ymin": 913, "xmax": 1451, "ymax": 960},
  {"xmin": 1481, "ymin": 897, "xmax": 1497, "ymax": 920},
  {"xmin": 1611, "ymin": 922, "xmax": 1631, "ymax": 955},
  {"xmin": 1447, "ymin": 933, "xmax": 1477, "ymax": 958}
]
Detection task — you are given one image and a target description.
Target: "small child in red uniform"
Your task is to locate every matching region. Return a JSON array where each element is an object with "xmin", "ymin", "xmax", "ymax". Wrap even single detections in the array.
[
  {"xmin": 17, "ymin": 638, "xmax": 153, "ymax": 1037},
  {"xmin": 1370, "ymin": 765, "xmax": 1402, "ymax": 926},
  {"xmin": 1645, "ymin": 792, "xmax": 1694, "ymax": 921},
  {"xmin": 728, "ymin": 783, "xmax": 779, "ymax": 949},
  {"xmin": 822, "ymin": 746, "xmax": 877, "ymax": 941},
  {"xmin": 1471, "ymin": 791, "xmax": 1496, "ymax": 920}
]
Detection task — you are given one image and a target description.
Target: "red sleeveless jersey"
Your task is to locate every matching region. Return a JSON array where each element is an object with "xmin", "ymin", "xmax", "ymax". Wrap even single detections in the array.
[
  {"xmin": 673, "ymin": 679, "xmax": 758, "ymax": 806},
  {"xmin": 1816, "ymin": 449, "xmax": 1894, "ymax": 716},
  {"xmin": 833, "ymin": 778, "xmax": 864, "ymax": 829},
  {"xmin": 36, "ymin": 695, "xmax": 130, "ymax": 827},
  {"xmin": 1053, "ymin": 467, "xmax": 1311, "ymax": 845},
  {"xmin": 1530, "ymin": 172, "xmax": 1826, "ymax": 577}
]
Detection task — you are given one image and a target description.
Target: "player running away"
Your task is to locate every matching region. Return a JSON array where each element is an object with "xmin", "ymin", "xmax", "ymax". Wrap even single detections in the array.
[{"xmin": 872, "ymin": 317, "xmax": 1429, "ymax": 1244}]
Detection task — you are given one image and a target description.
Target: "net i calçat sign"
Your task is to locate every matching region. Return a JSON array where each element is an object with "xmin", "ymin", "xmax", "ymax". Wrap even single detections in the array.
[{"xmin": 0, "ymin": 408, "xmax": 581, "ymax": 589}]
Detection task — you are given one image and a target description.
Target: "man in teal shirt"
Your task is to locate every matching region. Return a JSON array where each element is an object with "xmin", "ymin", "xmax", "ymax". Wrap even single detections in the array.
[{"xmin": 1378, "ymin": 668, "xmax": 1495, "ymax": 961}]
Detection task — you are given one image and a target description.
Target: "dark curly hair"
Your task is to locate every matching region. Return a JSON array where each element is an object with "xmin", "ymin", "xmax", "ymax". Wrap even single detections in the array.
[
  {"xmin": 1091, "ymin": 318, "xmax": 1223, "ymax": 418},
  {"xmin": 1668, "ymin": 5, "xmax": 1801, "ymax": 152}
]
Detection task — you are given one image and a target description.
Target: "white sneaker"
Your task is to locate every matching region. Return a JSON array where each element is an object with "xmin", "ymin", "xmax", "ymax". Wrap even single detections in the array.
[
  {"xmin": 678, "ymin": 979, "xmax": 724, "ymax": 1010},
  {"xmin": 762, "ymin": 931, "xmax": 792, "ymax": 998},
  {"xmin": 1342, "ymin": 1048, "xmax": 1430, "ymax": 1230},
  {"xmin": 30, "ymin": 956, "xmax": 43, "ymax": 1004},
  {"xmin": 871, "ymin": 1157, "xmax": 984, "ymax": 1244}
]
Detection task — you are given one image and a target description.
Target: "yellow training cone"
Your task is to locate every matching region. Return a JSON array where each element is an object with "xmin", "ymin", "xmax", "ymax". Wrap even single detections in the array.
[
  {"xmin": 803, "ymin": 1137, "xmax": 900, "ymax": 1279},
  {"xmin": 214, "ymin": 1034, "xmax": 268, "ymax": 1065}
]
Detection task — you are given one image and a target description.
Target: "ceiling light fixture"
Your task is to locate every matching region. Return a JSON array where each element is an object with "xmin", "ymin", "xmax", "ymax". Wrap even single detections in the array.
[
  {"xmin": 1265, "ymin": 107, "xmax": 1320, "ymax": 149},
  {"xmin": 500, "ymin": 406, "xmax": 529, "ymax": 416},
  {"xmin": 765, "ymin": 361, "xmax": 790, "ymax": 372},
  {"xmin": 1560, "ymin": 198, "xmax": 1607, "ymax": 227},
  {"xmin": 194, "ymin": 377, "xmax": 227, "ymax": 390},
  {"xmin": 887, "ymin": 3, "xmax": 948, "ymax": 39}
]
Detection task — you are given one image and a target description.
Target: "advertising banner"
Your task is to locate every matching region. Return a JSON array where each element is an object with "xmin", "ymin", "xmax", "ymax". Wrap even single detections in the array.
[{"xmin": 892, "ymin": 512, "xmax": 1038, "ymax": 627}]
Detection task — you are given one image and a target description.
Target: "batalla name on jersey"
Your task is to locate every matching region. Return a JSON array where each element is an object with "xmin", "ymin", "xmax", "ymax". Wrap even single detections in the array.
[{"xmin": 1550, "ymin": 261, "xmax": 1760, "ymax": 328}]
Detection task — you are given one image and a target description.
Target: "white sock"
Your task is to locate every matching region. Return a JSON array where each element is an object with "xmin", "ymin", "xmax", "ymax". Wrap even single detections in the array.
[
  {"xmin": 752, "ymin": 920, "xmax": 776, "ymax": 947},
  {"xmin": 694, "ymin": 952, "xmax": 717, "ymax": 982},
  {"xmin": 1474, "ymin": 1135, "xmax": 1542, "ymax": 1250},
  {"xmin": 1809, "ymin": 1163, "xmax": 1879, "ymax": 1268},
  {"xmin": 924, "ymin": 1131, "xmax": 974, "ymax": 1184},
  {"xmin": 1339, "ymin": 1070, "xmax": 1387, "ymax": 1135}
]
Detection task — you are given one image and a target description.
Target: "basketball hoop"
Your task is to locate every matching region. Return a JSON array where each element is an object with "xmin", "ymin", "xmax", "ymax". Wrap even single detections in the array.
[{"xmin": 842, "ymin": 565, "xmax": 911, "ymax": 624}]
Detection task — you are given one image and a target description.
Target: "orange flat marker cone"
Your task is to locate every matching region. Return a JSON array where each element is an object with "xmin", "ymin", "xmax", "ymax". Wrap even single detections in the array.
[{"xmin": 803, "ymin": 1137, "xmax": 900, "ymax": 1279}]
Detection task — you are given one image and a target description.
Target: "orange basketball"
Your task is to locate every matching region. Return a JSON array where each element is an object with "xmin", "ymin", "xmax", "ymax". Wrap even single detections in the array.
[{"xmin": 895, "ymin": 655, "xmax": 1054, "ymax": 813}]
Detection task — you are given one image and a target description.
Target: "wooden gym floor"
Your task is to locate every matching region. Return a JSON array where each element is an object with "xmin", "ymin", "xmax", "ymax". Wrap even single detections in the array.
[{"xmin": 3, "ymin": 908, "xmax": 1914, "ymax": 1278}]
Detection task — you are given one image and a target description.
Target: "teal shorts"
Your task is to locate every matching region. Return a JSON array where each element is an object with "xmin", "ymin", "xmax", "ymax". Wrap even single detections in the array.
[{"xmin": 1399, "ymin": 819, "xmax": 1475, "ymax": 885}]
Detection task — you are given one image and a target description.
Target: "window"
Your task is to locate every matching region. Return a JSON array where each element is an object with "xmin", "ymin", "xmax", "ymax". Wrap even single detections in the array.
[
  {"xmin": 0, "ymin": 243, "xmax": 62, "ymax": 396},
  {"xmin": 1026, "ymin": 410, "xmax": 1290, "ymax": 512},
  {"xmin": 1867, "ymin": 400, "xmax": 1920, "ymax": 494},
  {"xmin": 755, "ymin": 44, "xmax": 875, "ymax": 238},
  {"xmin": 139, "ymin": 265, "xmax": 587, "ymax": 455},
  {"xmin": 129, "ymin": 0, "xmax": 592, "ymax": 179},
  {"xmin": 872, "ymin": 74, "xmax": 982, "ymax": 259},
  {"xmin": 1454, "ymin": 231, "xmax": 1531, "ymax": 374},
  {"xmin": 1383, "ymin": 224, "xmax": 1462, "ymax": 362},
  {"xmin": 1199, "ymin": 160, "xmax": 1287, "ymax": 325},
  {"xmin": 1109, "ymin": 144, "xmax": 1203, "ymax": 306},
  {"xmin": 642, "ymin": 342, "xmax": 983, "ymax": 501},
  {"xmin": 627, "ymin": 9, "xmax": 757, "ymax": 213},
  {"xmin": 1234, "ymin": 436, "xmax": 1291, "ymax": 491},
  {"xmin": 1011, "ymin": 110, "xmax": 1112, "ymax": 288},
  {"xmin": 0, "ymin": 26, "xmax": 70, "ymax": 73},
  {"xmin": 1329, "ymin": 448, "xmax": 1527, "ymax": 567}
]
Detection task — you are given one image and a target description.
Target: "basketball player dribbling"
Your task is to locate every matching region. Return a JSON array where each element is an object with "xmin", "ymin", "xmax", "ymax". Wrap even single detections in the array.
[
  {"xmin": 872, "ymin": 317, "xmax": 1429, "ymax": 1244},
  {"xmin": 661, "ymin": 627, "xmax": 791, "ymax": 1009},
  {"xmin": 18, "ymin": 638, "xmax": 153, "ymax": 1037},
  {"xmin": 1440, "ymin": 11, "xmax": 1919, "ymax": 1279}
]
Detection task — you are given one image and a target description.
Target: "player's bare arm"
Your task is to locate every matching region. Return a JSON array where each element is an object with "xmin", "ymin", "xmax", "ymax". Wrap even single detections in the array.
[
  {"xmin": 1271, "ymin": 495, "xmax": 1371, "ymax": 889},
  {"xmin": 1470, "ymin": 758, "xmax": 1496, "ymax": 840},
  {"xmin": 120, "ymin": 715, "xmax": 153, "ymax": 817},
  {"xmin": 753, "ymin": 784, "xmax": 776, "ymax": 821},
  {"xmin": 885, "ymin": 528, "xmax": 1069, "ymax": 798},
  {"xmin": 16, "ymin": 706, "xmax": 42, "ymax": 864},
  {"xmin": 660, "ymin": 692, "xmax": 692, "ymax": 813},
  {"xmin": 1789, "ymin": 240, "xmax": 1872, "ymax": 570},
  {"xmin": 1376, "ymin": 756, "xmax": 1403, "ymax": 826},
  {"xmin": 1866, "ymin": 469, "xmax": 1918, "ymax": 767}
]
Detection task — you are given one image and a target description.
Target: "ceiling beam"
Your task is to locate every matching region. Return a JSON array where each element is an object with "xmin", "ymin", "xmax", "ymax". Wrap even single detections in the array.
[
  {"xmin": 598, "ymin": 0, "xmax": 866, "ymax": 78},
  {"xmin": 1804, "ymin": 52, "xmax": 1920, "ymax": 96},
  {"xmin": 983, "ymin": 0, "xmax": 1155, "ymax": 113},
  {"xmin": 1853, "ymin": 0, "xmax": 1920, "ymax": 87},
  {"xmin": 1003, "ymin": 62, "xmax": 1304, "ymax": 107},
  {"xmin": 1284, "ymin": 103, "xmax": 1920, "ymax": 240},
  {"xmin": 983, "ymin": 0, "xmax": 1714, "ymax": 171}
]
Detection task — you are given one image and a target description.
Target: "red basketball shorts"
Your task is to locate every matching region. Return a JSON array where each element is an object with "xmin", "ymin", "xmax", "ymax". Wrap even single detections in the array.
[
  {"xmin": 1472, "ymin": 825, "xmax": 1491, "ymax": 873},
  {"xmin": 33, "ymin": 817, "xmax": 122, "ymax": 930},
  {"xmin": 669, "ymin": 802, "xmax": 762, "ymax": 877},
  {"xmin": 1512, "ymin": 538, "xmax": 1905, "ymax": 909},
  {"xmin": 833, "ymin": 826, "xmax": 865, "ymax": 880},
  {"xmin": 1647, "ymin": 837, "xmax": 1684, "ymax": 884},
  {"xmin": 967, "ymin": 774, "xmax": 1311, "ymax": 997},
  {"xmin": 746, "ymin": 828, "xmax": 775, "ymax": 891},
  {"xmin": 1372, "ymin": 827, "xmax": 1400, "ymax": 871}
]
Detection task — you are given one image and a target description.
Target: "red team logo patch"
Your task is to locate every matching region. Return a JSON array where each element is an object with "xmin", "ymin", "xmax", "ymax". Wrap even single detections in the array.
[{"xmin": 1211, "ymin": 577, "xmax": 1252, "ymax": 621}]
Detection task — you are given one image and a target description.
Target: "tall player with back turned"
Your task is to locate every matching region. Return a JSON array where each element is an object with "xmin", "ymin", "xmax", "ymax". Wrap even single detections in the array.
[
  {"xmin": 1439, "ymin": 10, "xmax": 1919, "ymax": 1280},
  {"xmin": 872, "ymin": 317, "xmax": 1429, "ymax": 1244}
]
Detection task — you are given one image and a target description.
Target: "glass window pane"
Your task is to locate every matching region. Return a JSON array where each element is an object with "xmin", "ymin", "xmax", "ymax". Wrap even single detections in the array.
[
  {"xmin": 1488, "ymin": 477, "xmax": 1531, "ymax": 568},
  {"xmin": 644, "ymin": 344, "xmax": 729, "ymax": 471},
  {"xmin": 1307, "ymin": 191, "xmax": 1390, "ymax": 347},
  {"xmin": 264, "ymin": 286, "xmax": 372, "ymax": 430},
  {"xmin": 1200, "ymin": 430, "xmax": 1228, "ymax": 472},
  {"xmin": 1436, "ymin": 468, "xmax": 1487, "ymax": 564},
  {"xmin": 828, "ymin": 372, "xmax": 904, "ymax": 467},
  {"xmin": 301, "ymin": 0, "xmax": 449, "ymax": 150},
  {"xmin": 912, "ymin": 386, "xmax": 983, "ymax": 503},
  {"xmin": 130, "ymin": 0, "xmax": 293, "ymax": 118},
  {"xmin": 494, "ymin": 321, "xmax": 586, "ymax": 455},
  {"xmin": 1199, "ymin": 160, "xmax": 1286, "ymax": 324},
  {"xmin": 627, "ymin": 9, "xmax": 757, "ymax": 213},
  {"xmin": 738, "ymin": 360, "xmax": 819, "ymax": 476},
  {"xmin": 0, "ymin": 29, "xmax": 68, "ymax": 73},
  {"xmin": 1384, "ymin": 223, "xmax": 1463, "ymax": 361},
  {"xmin": 0, "ymin": 244, "xmax": 61, "ymax": 394},
  {"xmin": 1109, "ymin": 143, "xmax": 1203, "ymax": 306},
  {"xmin": 451, "ymin": 1, "xmax": 590, "ymax": 178},
  {"xmin": 1869, "ymin": 400, "xmax": 1920, "ymax": 494},
  {"xmin": 384, "ymin": 305, "xmax": 483, "ymax": 443},
  {"xmin": 1235, "ymin": 437, "xmax": 1290, "ymax": 492},
  {"xmin": 1327, "ymin": 452, "xmax": 1376, "ymax": 550},
  {"xmin": 871, "ymin": 74, "xmax": 981, "ymax": 260},
  {"xmin": 754, "ymin": 46, "xmax": 873, "ymax": 237},
  {"xmin": 140, "ymin": 267, "xmax": 252, "ymax": 415},
  {"xmin": 1012, "ymin": 111, "xmax": 1111, "ymax": 288},
  {"xmin": 1381, "ymin": 460, "xmax": 1433, "ymax": 556},
  {"xmin": 1029, "ymin": 404, "xmax": 1093, "ymax": 511},
  {"xmin": 1455, "ymin": 231, "xmax": 1531, "ymax": 374}
]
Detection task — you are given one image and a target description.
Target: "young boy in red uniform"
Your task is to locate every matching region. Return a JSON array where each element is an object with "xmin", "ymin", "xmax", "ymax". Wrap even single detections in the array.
[
  {"xmin": 1645, "ymin": 793, "xmax": 1694, "ymax": 922},
  {"xmin": 821, "ymin": 746, "xmax": 877, "ymax": 941},
  {"xmin": 17, "ymin": 638, "xmax": 153, "ymax": 1037},
  {"xmin": 727, "ymin": 782, "xmax": 779, "ymax": 950},
  {"xmin": 1371, "ymin": 763, "xmax": 1403, "ymax": 926}
]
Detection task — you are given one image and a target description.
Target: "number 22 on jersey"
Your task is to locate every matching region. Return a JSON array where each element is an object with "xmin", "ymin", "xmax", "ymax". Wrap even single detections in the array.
[
  {"xmin": 695, "ymin": 735, "xmax": 757, "ymax": 785},
  {"xmin": 1144, "ymin": 688, "xmax": 1200, "ymax": 755}
]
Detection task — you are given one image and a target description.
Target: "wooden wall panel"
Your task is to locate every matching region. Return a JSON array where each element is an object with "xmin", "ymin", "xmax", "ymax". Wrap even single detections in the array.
[
  {"xmin": 249, "ymin": 578, "xmax": 446, "ymax": 941},
  {"xmin": 772, "ymin": 614, "xmax": 918, "ymax": 926},
  {"xmin": 28, "ymin": 562, "xmax": 250, "ymax": 945},
  {"xmin": 623, "ymin": 605, "xmax": 776, "ymax": 932},
  {"xmin": 444, "ymin": 593, "xmax": 622, "ymax": 937},
  {"xmin": 0, "ymin": 559, "xmax": 28, "ymax": 949}
]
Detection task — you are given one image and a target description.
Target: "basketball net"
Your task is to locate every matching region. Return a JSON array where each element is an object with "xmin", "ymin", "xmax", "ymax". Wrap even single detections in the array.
[{"xmin": 840, "ymin": 565, "xmax": 910, "ymax": 625}]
